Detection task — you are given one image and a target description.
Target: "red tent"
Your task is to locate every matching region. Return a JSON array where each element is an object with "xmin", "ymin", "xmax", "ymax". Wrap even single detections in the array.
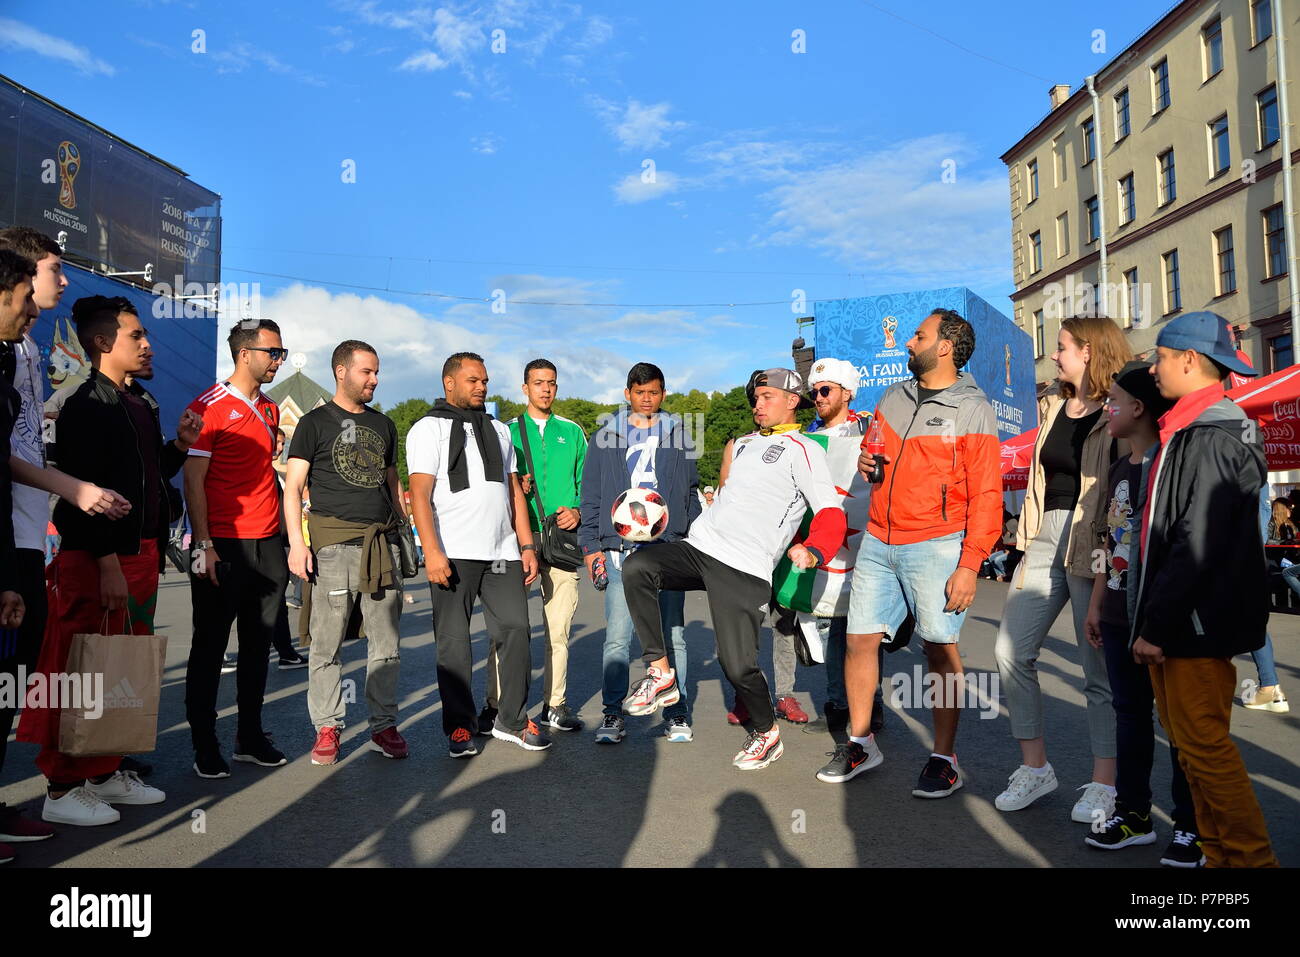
[
  {"xmin": 1000, "ymin": 427, "xmax": 1038, "ymax": 490},
  {"xmin": 1228, "ymin": 362, "xmax": 1300, "ymax": 471}
]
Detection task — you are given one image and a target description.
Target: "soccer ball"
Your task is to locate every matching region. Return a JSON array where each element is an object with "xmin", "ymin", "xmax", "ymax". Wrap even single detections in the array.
[{"xmin": 611, "ymin": 488, "xmax": 669, "ymax": 543}]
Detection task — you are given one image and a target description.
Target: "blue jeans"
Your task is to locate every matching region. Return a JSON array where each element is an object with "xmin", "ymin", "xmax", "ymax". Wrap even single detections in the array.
[
  {"xmin": 1251, "ymin": 631, "xmax": 1280, "ymax": 688},
  {"xmin": 602, "ymin": 550, "xmax": 688, "ymax": 719},
  {"xmin": 818, "ymin": 616, "xmax": 847, "ymax": 708}
]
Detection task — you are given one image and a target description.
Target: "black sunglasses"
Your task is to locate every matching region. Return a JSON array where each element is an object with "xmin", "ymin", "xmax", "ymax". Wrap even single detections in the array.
[
  {"xmin": 245, "ymin": 346, "xmax": 288, "ymax": 361},
  {"xmin": 810, "ymin": 385, "xmax": 838, "ymax": 399}
]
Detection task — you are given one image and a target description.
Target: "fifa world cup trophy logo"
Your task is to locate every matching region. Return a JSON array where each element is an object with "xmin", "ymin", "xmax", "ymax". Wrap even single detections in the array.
[
  {"xmin": 882, "ymin": 315, "xmax": 898, "ymax": 349},
  {"xmin": 1005, "ymin": 343, "xmax": 1012, "ymax": 387},
  {"xmin": 57, "ymin": 141, "xmax": 80, "ymax": 210}
]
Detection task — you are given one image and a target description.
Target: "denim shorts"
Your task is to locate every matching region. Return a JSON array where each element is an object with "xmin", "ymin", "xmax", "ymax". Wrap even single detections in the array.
[{"xmin": 846, "ymin": 530, "xmax": 967, "ymax": 644}]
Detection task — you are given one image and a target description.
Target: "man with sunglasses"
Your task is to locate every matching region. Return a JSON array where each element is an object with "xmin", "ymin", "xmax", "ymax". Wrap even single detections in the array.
[{"xmin": 183, "ymin": 319, "xmax": 291, "ymax": 779}]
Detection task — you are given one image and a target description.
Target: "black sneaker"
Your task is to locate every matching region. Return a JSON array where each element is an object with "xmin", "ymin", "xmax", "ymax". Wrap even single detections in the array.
[
  {"xmin": 816, "ymin": 739, "xmax": 883, "ymax": 783},
  {"xmin": 220, "ymin": 654, "xmax": 237, "ymax": 675},
  {"xmin": 594, "ymin": 714, "xmax": 626, "ymax": 744},
  {"xmin": 490, "ymin": 718, "xmax": 552, "ymax": 751},
  {"xmin": 540, "ymin": 704, "xmax": 583, "ymax": 732},
  {"xmin": 1085, "ymin": 809, "xmax": 1157, "ymax": 850},
  {"xmin": 194, "ymin": 750, "xmax": 231, "ymax": 779},
  {"xmin": 233, "ymin": 736, "xmax": 288, "ymax": 768},
  {"xmin": 911, "ymin": 756, "xmax": 963, "ymax": 798},
  {"xmin": 824, "ymin": 702, "xmax": 849, "ymax": 734},
  {"xmin": 1160, "ymin": 829, "xmax": 1206, "ymax": 868},
  {"xmin": 277, "ymin": 651, "xmax": 308, "ymax": 670},
  {"xmin": 449, "ymin": 727, "xmax": 478, "ymax": 758},
  {"xmin": 119, "ymin": 755, "xmax": 153, "ymax": 778},
  {"xmin": 476, "ymin": 706, "xmax": 498, "ymax": 737}
]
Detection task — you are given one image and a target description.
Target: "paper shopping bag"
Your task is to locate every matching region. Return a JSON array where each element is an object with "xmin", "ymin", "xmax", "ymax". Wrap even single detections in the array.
[{"xmin": 58, "ymin": 630, "xmax": 168, "ymax": 756}]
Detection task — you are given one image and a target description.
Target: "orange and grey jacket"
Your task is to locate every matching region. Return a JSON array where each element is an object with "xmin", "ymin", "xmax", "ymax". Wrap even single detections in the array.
[{"xmin": 866, "ymin": 372, "xmax": 1003, "ymax": 572}]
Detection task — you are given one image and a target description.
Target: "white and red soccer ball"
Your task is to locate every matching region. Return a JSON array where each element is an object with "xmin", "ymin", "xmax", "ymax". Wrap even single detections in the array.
[{"xmin": 611, "ymin": 488, "xmax": 669, "ymax": 543}]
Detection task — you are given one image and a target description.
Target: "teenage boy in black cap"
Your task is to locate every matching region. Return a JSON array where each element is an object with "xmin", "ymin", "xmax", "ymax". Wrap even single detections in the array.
[
  {"xmin": 1130, "ymin": 312, "xmax": 1278, "ymax": 867},
  {"xmin": 1083, "ymin": 360, "xmax": 1201, "ymax": 865}
]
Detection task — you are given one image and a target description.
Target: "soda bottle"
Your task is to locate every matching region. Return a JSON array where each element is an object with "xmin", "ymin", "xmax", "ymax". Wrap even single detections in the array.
[
  {"xmin": 591, "ymin": 554, "xmax": 609, "ymax": 591},
  {"xmin": 863, "ymin": 418, "xmax": 886, "ymax": 484}
]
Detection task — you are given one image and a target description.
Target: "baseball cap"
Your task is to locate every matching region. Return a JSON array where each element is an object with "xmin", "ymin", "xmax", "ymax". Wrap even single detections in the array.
[
  {"xmin": 703, "ymin": 486, "xmax": 715, "ymax": 494},
  {"xmin": 746, "ymin": 368, "xmax": 814, "ymax": 409},
  {"xmin": 1112, "ymin": 360, "xmax": 1173, "ymax": 419},
  {"xmin": 1155, "ymin": 311, "xmax": 1257, "ymax": 377},
  {"xmin": 806, "ymin": 357, "xmax": 861, "ymax": 394}
]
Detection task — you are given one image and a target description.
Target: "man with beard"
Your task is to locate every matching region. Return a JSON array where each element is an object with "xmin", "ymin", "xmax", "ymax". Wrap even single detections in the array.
[
  {"xmin": 184, "ymin": 320, "xmax": 290, "ymax": 779},
  {"xmin": 817, "ymin": 310, "xmax": 1001, "ymax": 795},
  {"xmin": 284, "ymin": 340, "xmax": 407, "ymax": 765},
  {"xmin": 406, "ymin": 352, "xmax": 545, "ymax": 757}
]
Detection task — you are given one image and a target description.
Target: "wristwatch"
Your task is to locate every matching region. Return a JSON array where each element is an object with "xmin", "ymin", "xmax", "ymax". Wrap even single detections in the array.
[
  {"xmin": 194, "ymin": 539, "xmax": 214, "ymax": 552},
  {"xmin": 521, "ymin": 544, "xmax": 537, "ymax": 552}
]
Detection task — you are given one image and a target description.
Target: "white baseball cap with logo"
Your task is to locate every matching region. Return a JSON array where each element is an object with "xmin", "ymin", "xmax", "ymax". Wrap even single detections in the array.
[{"xmin": 807, "ymin": 357, "xmax": 861, "ymax": 394}]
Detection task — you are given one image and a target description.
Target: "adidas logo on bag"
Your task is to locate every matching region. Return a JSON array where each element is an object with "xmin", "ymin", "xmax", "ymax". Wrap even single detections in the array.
[{"xmin": 104, "ymin": 677, "xmax": 144, "ymax": 709}]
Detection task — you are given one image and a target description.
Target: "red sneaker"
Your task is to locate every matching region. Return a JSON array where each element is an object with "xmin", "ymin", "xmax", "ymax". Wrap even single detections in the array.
[
  {"xmin": 311, "ymin": 726, "xmax": 340, "ymax": 766},
  {"xmin": 370, "ymin": 726, "xmax": 409, "ymax": 759},
  {"xmin": 776, "ymin": 696, "xmax": 809, "ymax": 723},
  {"xmin": 0, "ymin": 806, "xmax": 55, "ymax": 842},
  {"xmin": 726, "ymin": 697, "xmax": 751, "ymax": 726}
]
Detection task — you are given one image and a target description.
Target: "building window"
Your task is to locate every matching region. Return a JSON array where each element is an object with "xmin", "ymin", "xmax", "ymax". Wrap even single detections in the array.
[
  {"xmin": 1163, "ymin": 249, "xmax": 1182, "ymax": 314},
  {"xmin": 1265, "ymin": 204, "xmax": 1287, "ymax": 278},
  {"xmin": 1030, "ymin": 231, "xmax": 1043, "ymax": 273},
  {"xmin": 1085, "ymin": 195, "xmax": 1099, "ymax": 243},
  {"xmin": 1052, "ymin": 135, "xmax": 1066, "ymax": 186},
  {"xmin": 1209, "ymin": 114, "xmax": 1230, "ymax": 176},
  {"xmin": 1203, "ymin": 18, "xmax": 1224, "ymax": 79},
  {"xmin": 1272, "ymin": 333, "xmax": 1293, "ymax": 371},
  {"xmin": 1253, "ymin": 0, "xmax": 1273, "ymax": 45},
  {"xmin": 1056, "ymin": 212, "xmax": 1070, "ymax": 257},
  {"xmin": 1114, "ymin": 88, "xmax": 1131, "ymax": 140},
  {"xmin": 1215, "ymin": 226, "xmax": 1236, "ymax": 295},
  {"xmin": 1124, "ymin": 267, "xmax": 1140, "ymax": 328},
  {"xmin": 1118, "ymin": 173, "xmax": 1136, "ymax": 225},
  {"xmin": 1152, "ymin": 59, "xmax": 1171, "ymax": 113},
  {"xmin": 1026, "ymin": 158, "xmax": 1039, "ymax": 203},
  {"xmin": 1258, "ymin": 85, "xmax": 1280, "ymax": 148},
  {"xmin": 1034, "ymin": 309, "xmax": 1046, "ymax": 358},
  {"xmin": 1158, "ymin": 149, "xmax": 1176, "ymax": 205},
  {"xmin": 1081, "ymin": 116, "xmax": 1096, "ymax": 165}
]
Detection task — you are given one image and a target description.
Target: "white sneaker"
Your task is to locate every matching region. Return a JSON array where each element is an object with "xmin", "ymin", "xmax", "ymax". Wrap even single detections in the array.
[
  {"xmin": 42, "ymin": 787, "xmax": 121, "ymax": 826},
  {"xmin": 84, "ymin": 770, "xmax": 165, "ymax": 806},
  {"xmin": 1244, "ymin": 685, "xmax": 1290, "ymax": 713},
  {"xmin": 994, "ymin": 764, "xmax": 1058, "ymax": 811},
  {"xmin": 1071, "ymin": 781, "xmax": 1117, "ymax": 823}
]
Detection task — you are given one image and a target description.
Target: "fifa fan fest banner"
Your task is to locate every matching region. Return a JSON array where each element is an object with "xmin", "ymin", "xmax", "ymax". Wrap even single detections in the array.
[
  {"xmin": 33, "ymin": 263, "xmax": 219, "ymax": 436},
  {"xmin": 814, "ymin": 288, "xmax": 1038, "ymax": 441}
]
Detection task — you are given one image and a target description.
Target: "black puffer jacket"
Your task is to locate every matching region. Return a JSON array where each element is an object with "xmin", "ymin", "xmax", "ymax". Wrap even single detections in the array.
[
  {"xmin": 52, "ymin": 370, "xmax": 186, "ymax": 569},
  {"xmin": 1129, "ymin": 397, "xmax": 1268, "ymax": 658}
]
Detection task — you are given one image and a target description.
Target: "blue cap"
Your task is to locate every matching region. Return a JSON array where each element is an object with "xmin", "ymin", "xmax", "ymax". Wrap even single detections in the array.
[{"xmin": 1155, "ymin": 311, "xmax": 1257, "ymax": 377}]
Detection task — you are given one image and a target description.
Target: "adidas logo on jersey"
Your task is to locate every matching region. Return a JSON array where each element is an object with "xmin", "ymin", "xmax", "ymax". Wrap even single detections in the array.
[
  {"xmin": 104, "ymin": 677, "xmax": 144, "ymax": 709},
  {"xmin": 228, "ymin": 409, "xmax": 243, "ymax": 421}
]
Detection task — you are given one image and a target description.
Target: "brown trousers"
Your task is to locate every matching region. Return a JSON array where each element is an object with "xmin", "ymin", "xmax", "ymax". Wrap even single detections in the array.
[{"xmin": 1150, "ymin": 656, "xmax": 1278, "ymax": 868}]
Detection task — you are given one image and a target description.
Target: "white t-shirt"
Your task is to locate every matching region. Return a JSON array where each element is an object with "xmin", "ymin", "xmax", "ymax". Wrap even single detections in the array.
[
  {"xmin": 11, "ymin": 335, "xmax": 50, "ymax": 550},
  {"xmin": 530, "ymin": 414, "xmax": 548, "ymax": 438},
  {"xmin": 687, "ymin": 430, "xmax": 842, "ymax": 583},
  {"xmin": 406, "ymin": 415, "xmax": 520, "ymax": 562}
]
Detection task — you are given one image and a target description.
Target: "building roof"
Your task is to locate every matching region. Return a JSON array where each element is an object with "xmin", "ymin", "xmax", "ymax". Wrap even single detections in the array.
[
  {"xmin": 1000, "ymin": 0, "xmax": 1199, "ymax": 164},
  {"xmin": 267, "ymin": 370, "xmax": 332, "ymax": 413}
]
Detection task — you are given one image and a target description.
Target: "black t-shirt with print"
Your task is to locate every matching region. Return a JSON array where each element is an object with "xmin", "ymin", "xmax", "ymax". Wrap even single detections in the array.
[
  {"xmin": 1100, "ymin": 455, "xmax": 1143, "ymax": 626},
  {"xmin": 288, "ymin": 401, "xmax": 397, "ymax": 526}
]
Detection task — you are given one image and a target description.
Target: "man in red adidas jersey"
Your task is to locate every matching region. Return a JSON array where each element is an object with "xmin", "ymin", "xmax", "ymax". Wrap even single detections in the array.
[{"xmin": 183, "ymin": 319, "xmax": 291, "ymax": 779}]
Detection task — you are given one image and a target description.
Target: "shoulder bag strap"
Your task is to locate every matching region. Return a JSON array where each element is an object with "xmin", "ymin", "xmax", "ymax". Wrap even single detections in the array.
[{"xmin": 517, "ymin": 417, "xmax": 549, "ymax": 518}]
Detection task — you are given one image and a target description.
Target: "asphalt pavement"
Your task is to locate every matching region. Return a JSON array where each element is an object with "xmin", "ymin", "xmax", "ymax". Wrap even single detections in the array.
[{"xmin": 2, "ymin": 567, "xmax": 1296, "ymax": 868}]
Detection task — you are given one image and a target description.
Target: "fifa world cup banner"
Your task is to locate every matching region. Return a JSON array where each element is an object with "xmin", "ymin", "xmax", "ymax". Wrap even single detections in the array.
[
  {"xmin": 813, "ymin": 288, "xmax": 1038, "ymax": 442},
  {"xmin": 772, "ymin": 434, "xmax": 871, "ymax": 617}
]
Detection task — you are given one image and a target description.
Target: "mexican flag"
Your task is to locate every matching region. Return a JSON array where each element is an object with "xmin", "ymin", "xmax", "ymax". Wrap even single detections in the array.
[{"xmin": 772, "ymin": 432, "xmax": 871, "ymax": 617}]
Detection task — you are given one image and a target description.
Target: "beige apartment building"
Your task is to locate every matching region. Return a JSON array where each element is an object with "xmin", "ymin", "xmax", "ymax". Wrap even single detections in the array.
[{"xmin": 1003, "ymin": 0, "xmax": 1300, "ymax": 385}]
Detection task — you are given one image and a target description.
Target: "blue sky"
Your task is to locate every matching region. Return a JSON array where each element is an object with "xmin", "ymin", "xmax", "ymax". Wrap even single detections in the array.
[{"xmin": 1, "ymin": 0, "xmax": 1173, "ymax": 403}]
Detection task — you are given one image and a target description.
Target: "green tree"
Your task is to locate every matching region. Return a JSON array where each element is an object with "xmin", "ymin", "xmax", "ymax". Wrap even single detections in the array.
[
  {"xmin": 386, "ymin": 397, "xmax": 432, "ymax": 484},
  {"xmin": 488, "ymin": 394, "xmax": 525, "ymax": 423},
  {"xmin": 553, "ymin": 397, "xmax": 619, "ymax": 437},
  {"xmin": 697, "ymin": 386, "xmax": 754, "ymax": 486}
]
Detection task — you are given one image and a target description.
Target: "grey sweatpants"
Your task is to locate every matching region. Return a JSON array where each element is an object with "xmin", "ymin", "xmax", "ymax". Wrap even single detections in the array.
[
  {"xmin": 993, "ymin": 508, "xmax": 1115, "ymax": 758},
  {"xmin": 307, "ymin": 542, "xmax": 403, "ymax": 733}
]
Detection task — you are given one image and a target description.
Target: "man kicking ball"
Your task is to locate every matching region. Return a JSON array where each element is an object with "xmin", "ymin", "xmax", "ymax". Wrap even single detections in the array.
[{"xmin": 621, "ymin": 369, "xmax": 846, "ymax": 769}]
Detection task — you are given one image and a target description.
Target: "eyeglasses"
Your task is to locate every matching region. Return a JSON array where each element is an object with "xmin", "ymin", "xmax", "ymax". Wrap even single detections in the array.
[
  {"xmin": 245, "ymin": 346, "xmax": 288, "ymax": 361},
  {"xmin": 810, "ymin": 385, "xmax": 838, "ymax": 399}
]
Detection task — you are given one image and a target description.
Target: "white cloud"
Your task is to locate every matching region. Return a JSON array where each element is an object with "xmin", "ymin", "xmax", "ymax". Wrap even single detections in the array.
[
  {"xmin": 613, "ymin": 170, "xmax": 681, "ymax": 204},
  {"xmin": 592, "ymin": 97, "xmax": 686, "ymax": 151},
  {"xmin": 432, "ymin": 6, "xmax": 486, "ymax": 61},
  {"xmin": 470, "ymin": 134, "xmax": 500, "ymax": 154},
  {"xmin": 761, "ymin": 134, "xmax": 1009, "ymax": 288},
  {"xmin": 452, "ymin": 89, "xmax": 473, "ymax": 99},
  {"xmin": 0, "ymin": 19, "xmax": 116, "ymax": 76},
  {"xmin": 399, "ymin": 49, "xmax": 449, "ymax": 71},
  {"xmin": 209, "ymin": 42, "xmax": 326, "ymax": 85}
]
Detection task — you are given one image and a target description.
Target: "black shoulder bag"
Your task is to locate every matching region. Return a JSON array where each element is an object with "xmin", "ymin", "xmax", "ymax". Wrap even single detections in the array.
[
  {"xmin": 517, "ymin": 418, "xmax": 583, "ymax": 571},
  {"xmin": 380, "ymin": 481, "xmax": 421, "ymax": 580}
]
